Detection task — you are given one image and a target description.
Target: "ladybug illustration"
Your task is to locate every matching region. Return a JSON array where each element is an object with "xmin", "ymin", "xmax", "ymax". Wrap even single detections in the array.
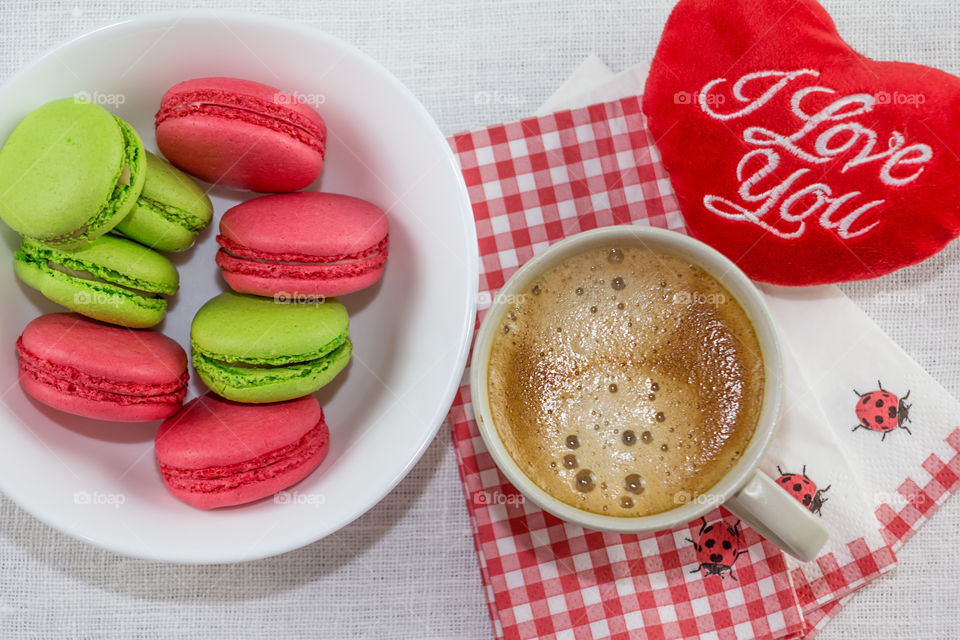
[
  {"xmin": 775, "ymin": 465, "xmax": 830, "ymax": 516},
  {"xmin": 686, "ymin": 517, "xmax": 747, "ymax": 580},
  {"xmin": 851, "ymin": 380, "xmax": 912, "ymax": 441}
]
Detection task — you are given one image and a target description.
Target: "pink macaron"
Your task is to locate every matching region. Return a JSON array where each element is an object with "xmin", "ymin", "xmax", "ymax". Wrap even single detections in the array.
[
  {"xmin": 216, "ymin": 192, "xmax": 389, "ymax": 298},
  {"xmin": 155, "ymin": 394, "xmax": 330, "ymax": 509},
  {"xmin": 16, "ymin": 313, "xmax": 188, "ymax": 422},
  {"xmin": 154, "ymin": 77, "xmax": 326, "ymax": 192}
]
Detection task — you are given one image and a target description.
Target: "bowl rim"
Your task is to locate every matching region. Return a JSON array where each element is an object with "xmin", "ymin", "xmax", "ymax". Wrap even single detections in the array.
[
  {"xmin": 469, "ymin": 225, "xmax": 784, "ymax": 533},
  {"xmin": 0, "ymin": 9, "xmax": 480, "ymax": 563}
]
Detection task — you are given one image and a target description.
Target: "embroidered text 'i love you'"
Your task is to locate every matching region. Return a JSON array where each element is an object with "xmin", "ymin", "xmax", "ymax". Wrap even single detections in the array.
[{"xmin": 697, "ymin": 70, "xmax": 934, "ymax": 240}]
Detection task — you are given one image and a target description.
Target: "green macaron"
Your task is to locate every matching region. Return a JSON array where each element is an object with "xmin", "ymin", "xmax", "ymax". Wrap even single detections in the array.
[
  {"xmin": 113, "ymin": 152, "xmax": 214, "ymax": 252},
  {"xmin": 14, "ymin": 235, "xmax": 179, "ymax": 328},
  {"xmin": 0, "ymin": 98, "xmax": 145, "ymax": 249},
  {"xmin": 191, "ymin": 292, "xmax": 352, "ymax": 403}
]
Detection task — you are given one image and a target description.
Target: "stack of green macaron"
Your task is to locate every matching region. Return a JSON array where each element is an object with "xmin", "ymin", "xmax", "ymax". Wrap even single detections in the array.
[{"xmin": 0, "ymin": 97, "xmax": 214, "ymax": 328}]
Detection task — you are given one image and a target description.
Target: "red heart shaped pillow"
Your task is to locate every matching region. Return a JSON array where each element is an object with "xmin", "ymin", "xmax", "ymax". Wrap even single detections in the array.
[{"xmin": 643, "ymin": 0, "xmax": 960, "ymax": 285}]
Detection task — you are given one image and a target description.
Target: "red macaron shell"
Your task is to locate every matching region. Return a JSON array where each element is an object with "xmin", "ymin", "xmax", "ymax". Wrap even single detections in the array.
[
  {"xmin": 160, "ymin": 77, "xmax": 326, "ymax": 134},
  {"xmin": 155, "ymin": 77, "xmax": 326, "ymax": 192},
  {"xmin": 215, "ymin": 259, "xmax": 386, "ymax": 298},
  {"xmin": 17, "ymin": 369, "xmax": 185, "ymax": 422},
  {"xmin": 219, "ymin": 192, "xmax": 388, "ymax": 257},
  {"xmin": 217, "ymin": 192, "xmax": 389, "ymax": 298},
  {"xmin": 155, "ymin": 394, "xmax": 330, "ymax": 509},
  {"xmin": 16, "ymin": 313, "xmax": 188, "ymax": 422}
]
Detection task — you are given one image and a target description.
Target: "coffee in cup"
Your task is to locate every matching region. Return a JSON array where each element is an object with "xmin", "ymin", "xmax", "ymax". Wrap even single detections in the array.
[{"xmin": 486, "ymin": 245, "xmax": 764, "ymax": 516}]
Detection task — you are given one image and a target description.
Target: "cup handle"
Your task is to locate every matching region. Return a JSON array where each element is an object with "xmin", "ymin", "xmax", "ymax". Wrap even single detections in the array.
[{"xmin": 724, "ymin": 471, "xmax": 829, "ymax": 562}]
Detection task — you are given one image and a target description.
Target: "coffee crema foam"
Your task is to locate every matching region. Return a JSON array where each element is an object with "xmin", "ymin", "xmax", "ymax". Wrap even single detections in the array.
[{"xmin": 487, "ymin": 246, "xmax": 764, "ymax": 517}]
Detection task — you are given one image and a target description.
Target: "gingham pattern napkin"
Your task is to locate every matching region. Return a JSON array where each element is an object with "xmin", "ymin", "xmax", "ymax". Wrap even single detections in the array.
[
  {"xmin": 448, "ymin": 97, "xmax": 807, "ymax": 640},
  {"xmin": 445, "ymin": 96, "xmax": 960, "ymax": 639}
]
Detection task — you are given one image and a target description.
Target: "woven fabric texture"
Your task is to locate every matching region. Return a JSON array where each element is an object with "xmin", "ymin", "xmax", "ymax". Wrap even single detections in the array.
[{"xmin": 1, "ymin": 2, "xmax": 959, "ymax": 639}]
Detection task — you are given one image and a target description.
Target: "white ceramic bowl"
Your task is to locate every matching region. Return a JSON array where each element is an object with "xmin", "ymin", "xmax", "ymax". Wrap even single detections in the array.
[{"xmin": 0, "ymin": 11, "xmax": 478, "ymax": 563}]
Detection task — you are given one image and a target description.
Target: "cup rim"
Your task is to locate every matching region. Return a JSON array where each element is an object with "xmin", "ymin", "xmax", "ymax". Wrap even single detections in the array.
[{"xmin": 469, "ymin": 225, "xmax": 784, "ymax": 533}]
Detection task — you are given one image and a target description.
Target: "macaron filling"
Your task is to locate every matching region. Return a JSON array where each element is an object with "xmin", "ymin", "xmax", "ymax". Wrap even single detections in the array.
[
  {"xmin": 45, "ymin": 262, "xmax": 168, "ymax": 298},
  {"xmin": 155, "ymin": 90, "xmax": 326, "ymax": 154},
  {"xmin": 43, "ymin": 116, "xmax": 145, "ymax": 247},
  {"xmin": 135, "ymin": 194, "xmax": 209, "ymax": 233},
  {"xmin": 16, "ymin": 337, "xmax": 189, "ymax": 407},
  {"xmin": 191, "ymin": 335, "xmax": 352, "ymax": 389},
  {"xmin": 15, "ymin": 242, "xmax": 175, "ymax": 311},
  {"xmin": 158, "ymin": 416, "xmax": 328, "ymax": 494},
  {"xmin": 215, "ymin": 234, "xmax": 389, "ymax": 280}
]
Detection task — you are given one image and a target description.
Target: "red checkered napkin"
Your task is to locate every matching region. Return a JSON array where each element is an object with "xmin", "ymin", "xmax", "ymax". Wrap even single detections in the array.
[
  {"xmin": 444, "ymin": 95, "xmax": 960, "ymax": 639},
  {"xmin": 447, "ymin": 97, "xmax": 806, "ymax": 640}
]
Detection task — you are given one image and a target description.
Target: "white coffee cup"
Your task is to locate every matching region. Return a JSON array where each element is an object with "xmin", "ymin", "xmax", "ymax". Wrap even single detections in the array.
[{"xmin": 469, "ymin": 225, "xmax": 828, "ymax": 562}]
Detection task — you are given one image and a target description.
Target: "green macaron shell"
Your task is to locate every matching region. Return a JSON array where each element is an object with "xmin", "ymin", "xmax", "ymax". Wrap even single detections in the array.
[
  {"xmin": 193, "ymin": 339, "xmax": 353, "ymax": 403},
  {"xmin": 14, "ymin": 235, "xmax": 178, "ymax": 328},
  {"xmin": 114, "ymin": 151, "xmax": 213, "ymax": 252},
  {"xmin": 0, "ymin": 98, "xmax": 146, "ymax": 249},
  {"xmin": 191, "ymin": 292, "xmax": 352, "ymax": 403}
]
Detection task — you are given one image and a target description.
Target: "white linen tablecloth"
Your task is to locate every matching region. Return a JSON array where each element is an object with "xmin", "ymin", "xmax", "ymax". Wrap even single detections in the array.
[{"xmin": 1, "ymin": 1, "xmax": 958, "ymax": 638}]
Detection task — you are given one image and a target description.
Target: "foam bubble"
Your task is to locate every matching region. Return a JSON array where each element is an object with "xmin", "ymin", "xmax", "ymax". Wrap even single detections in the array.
[{"xmin": 575, "ymin": 469, "xmax": 596, "ymax": 492}]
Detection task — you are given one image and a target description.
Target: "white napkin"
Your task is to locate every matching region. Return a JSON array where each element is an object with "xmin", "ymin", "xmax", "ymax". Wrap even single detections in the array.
[
  {"xmin": 536, "ymin": 57, "xmax": 960, "ymax": 613},
  {"xmin": 764, "ymin": 284, "xmax": 960, "ymax": 553},
  {"xmin": 536, "ymin": 55, "xmax": 617, "ymax": 115},
  {"xmin": 761, "ymin": 341, "xmax": 894, "ymax": 609},
  {"xmin": 537, "ymin": 58, "xmax": 651, "ymax": 116}
]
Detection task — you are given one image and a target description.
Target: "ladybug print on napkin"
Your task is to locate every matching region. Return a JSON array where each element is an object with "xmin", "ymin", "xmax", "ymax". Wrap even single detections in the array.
[
  {"xmin": 852, "ymin": 381, "xmax": 913, "ymax": 441},
  {"xmin": 686, "ymin": 518, "xmax": 748, "ymax": 580},
  {"xmin": 643, "ymin": 0, "xmax": 960, "ymax": 285},
  {"xmin": 775, "ymin": 465, "xmax": 830, "ymax": 516}
]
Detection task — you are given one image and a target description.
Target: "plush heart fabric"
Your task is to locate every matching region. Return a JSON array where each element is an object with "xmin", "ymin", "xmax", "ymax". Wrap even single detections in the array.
[{"xmin": 643, "ymin": 0, "xmax": 960, "ymax": 285}]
